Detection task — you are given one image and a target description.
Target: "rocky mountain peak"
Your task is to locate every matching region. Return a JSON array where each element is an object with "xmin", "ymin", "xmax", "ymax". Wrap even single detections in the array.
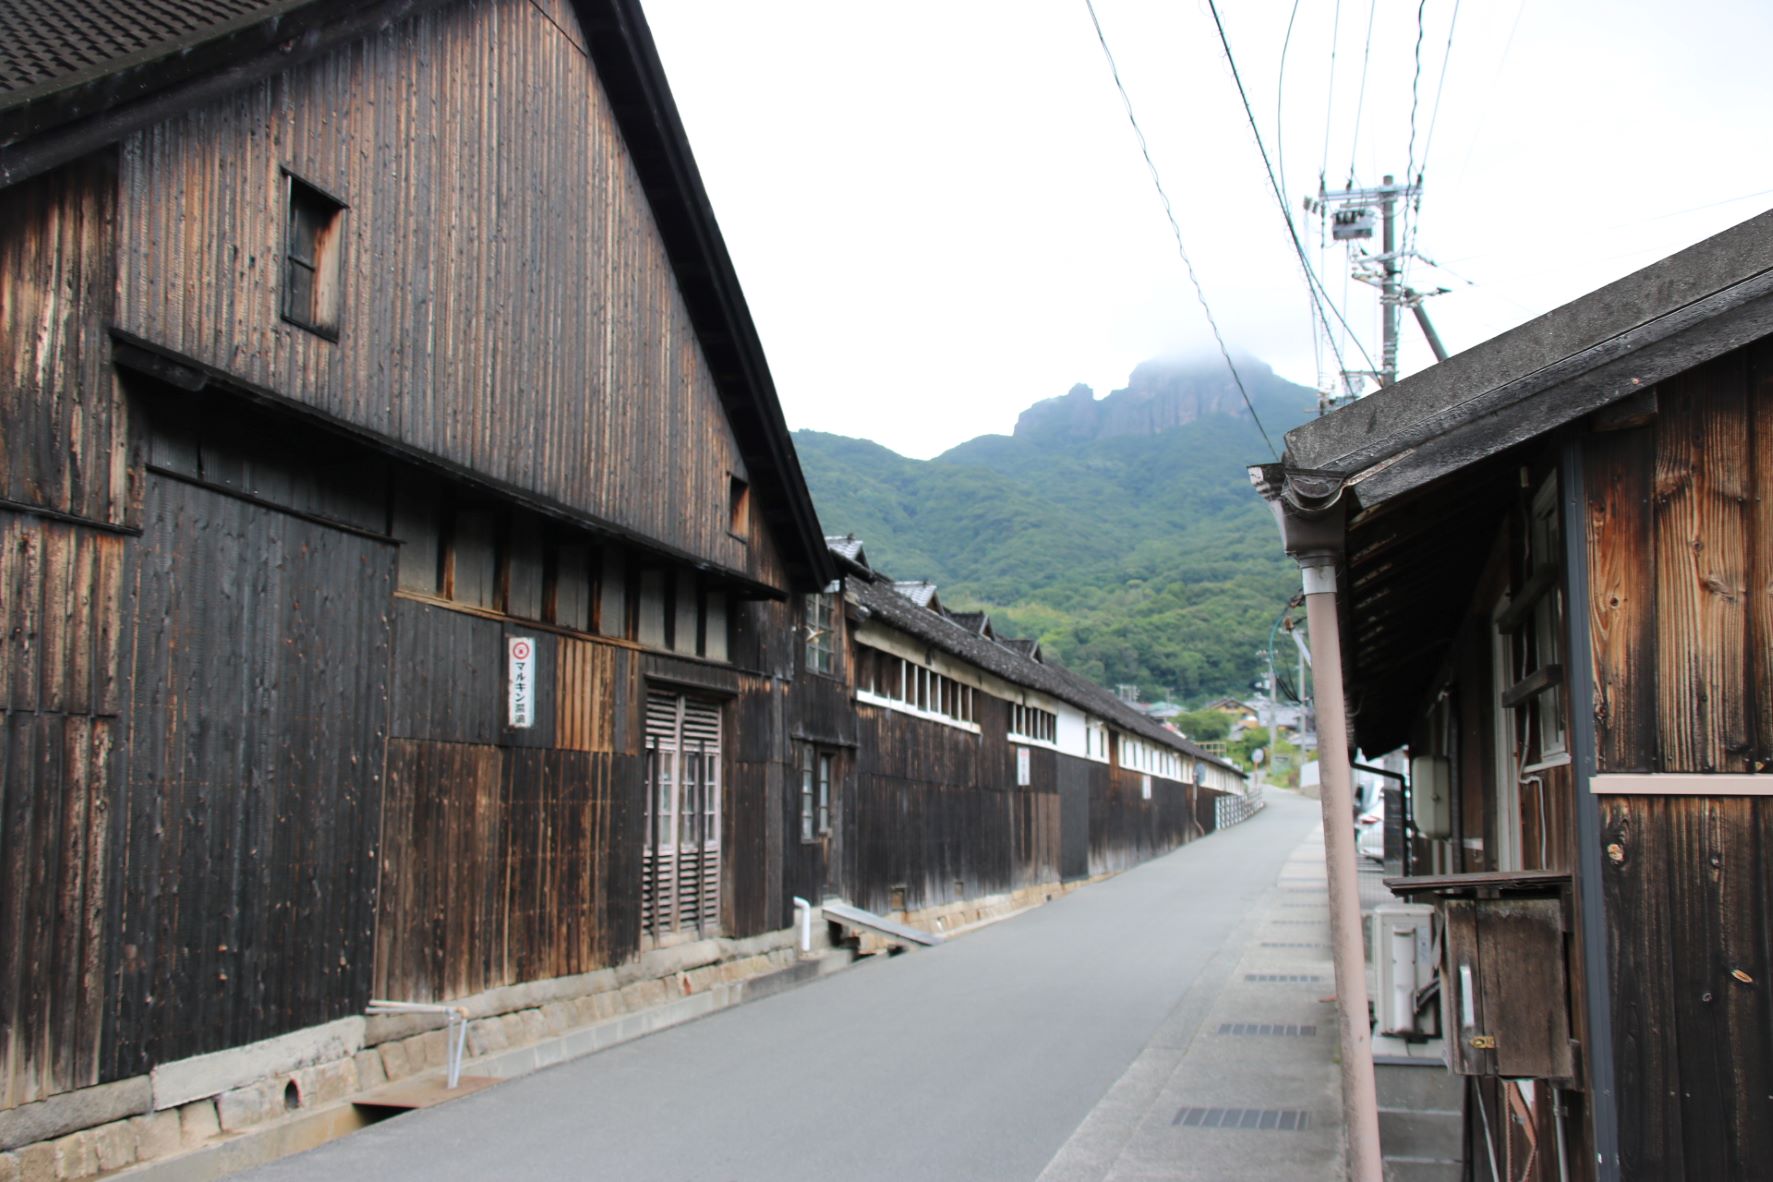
[{"xmin": 1013, "ymin": 356, "xmax": 1283, "ymax": 445}]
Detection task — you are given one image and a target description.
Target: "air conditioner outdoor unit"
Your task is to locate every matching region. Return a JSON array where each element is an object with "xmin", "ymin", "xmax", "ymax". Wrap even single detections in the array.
[{"xmin": 1371, "ymin": 903, "xmax": 1436, "ymax": 1038}]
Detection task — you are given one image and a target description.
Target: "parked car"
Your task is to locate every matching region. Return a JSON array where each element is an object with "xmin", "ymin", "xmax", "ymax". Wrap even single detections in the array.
[{"xmin": 1356, "ymin": 799, "xmax": 1385, "ymax": 862}]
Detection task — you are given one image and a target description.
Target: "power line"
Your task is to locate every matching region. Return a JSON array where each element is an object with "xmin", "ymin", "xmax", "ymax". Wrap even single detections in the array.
[
  {"xmin": 1081, "ymin": 0, "xmax": 1278, "ymax": 460},
  {"xmin": 1407, "ymin": 0, "xmax": 1462, "ymax": 267},
  {"xmin": 1417, "ymin": 0, "xmax": 1463, "ymax": 197},
  {"xmin": 1276, "ymin": 0, "xmax": 1321, "ymax": 383},
  {"xmin": 1404, "ymin": 0, "xmax": 1427, "ymax": 194},
  {"xmin": 1318, "ymin": 0, "xmax": 1342, "ymax": 190},
  {"xmin": 1346, "ymin": 0, "xmax": 1378, "ymax": 187},
  {"xmin": 1201, "ymin": 0, "xmax": 1376, "ymax": 383}
]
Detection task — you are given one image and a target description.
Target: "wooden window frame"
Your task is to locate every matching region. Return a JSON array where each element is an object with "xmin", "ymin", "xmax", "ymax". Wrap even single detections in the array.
[
  {"xmin": 727, "ymin": 474, "xmax": 750, "ymax": 542},
  {"xmin": 804, "ymin": 591, "xmax": 838, "ymax": 677},
  {"xmin": 281, "ymin": 171, "xmax": 347, "ymax": 340},
  {"xmin": 798, "ymin": 743, "xmax": 835, "ymax": 842}
]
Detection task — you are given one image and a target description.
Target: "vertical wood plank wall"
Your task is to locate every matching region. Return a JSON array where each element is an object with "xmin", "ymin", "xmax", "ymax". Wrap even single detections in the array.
[
  {"xmin": 375, "ymin": 602, "xmax": 645, "ymax": 1001},
  {"xmin": 110, "ymin": 0, "xmax": 780, "ymax": 589},
  {"xmin": 0, "ymin": 155, "xmax": 127, "ymax": 528},
  {"xmin": 110, "ymin": 476, "xmax": 394, "ymax": 1079},
  {"xmin": 1584, "ymin": 345, "xmax": 1773, "ymax": 1178},
  {"xmin": 0, "ymin": 512, "xmax": 123, "ymax": 1108}
]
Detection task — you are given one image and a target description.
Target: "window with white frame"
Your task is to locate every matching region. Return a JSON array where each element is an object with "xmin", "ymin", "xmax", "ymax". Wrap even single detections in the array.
[
  {"xmin": 854, "ymin": 645, "xmax": 976, "ymax": 727},
  {"xmin": 1009, "ymin": 702, "xmax": 1057, "ymax": 744}
]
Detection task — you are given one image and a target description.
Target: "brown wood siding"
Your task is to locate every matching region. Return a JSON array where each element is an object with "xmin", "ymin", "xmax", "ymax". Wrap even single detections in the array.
[
  {"xmin": 376, "ymin": 600, "xmax": 645, "ymax": 1000},
  {"xmin": 728, "ymin": 673, "xmax": 783, "ymax": 936},
  {"xmin": 1088, "ymin": 762, "xmax": 1199, "ymax": 876},
  {"xmin": 1585, "ymin": 352, "xmax": 1771, "ymax": 774},
  {"xmin": 843, "ymin": 700, "xmax": 1063, "ymax": 915},
  {"xmin": 1583, "ymin": 346, "xmax": 1773, "ymax": 1176},
  {"xmin": 0, "ymin": 154, "xmax": 127, "ymax": 526},
  {"xmin": 111, "ymin": 0, "xmax": 783, "ymax": 590},
  {"xmin": 374, "ymin": 739, "xmax": 639, "ymax": 1000},
  {"xmin": 110, "ymin": 476, "xmax": 393, "ymax": 1078},
  {"xmin": 0, "ymin": 511, "xmax": 123, "ymax": 1108}
]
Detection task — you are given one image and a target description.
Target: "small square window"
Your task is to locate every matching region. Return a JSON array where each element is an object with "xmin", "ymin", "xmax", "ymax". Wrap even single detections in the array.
[
  {"xmin": 728, "ymin": 475, "xmax": 750, "ymax": 540},
  {"xmin": 283, "ymin": 174, "xmax": 346, "ymax": 338}
]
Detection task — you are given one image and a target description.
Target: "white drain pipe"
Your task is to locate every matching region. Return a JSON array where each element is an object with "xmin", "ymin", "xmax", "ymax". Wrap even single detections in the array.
[{"xmin": 792, "ymin": 897, "xmax": 813, "ymax": 954}]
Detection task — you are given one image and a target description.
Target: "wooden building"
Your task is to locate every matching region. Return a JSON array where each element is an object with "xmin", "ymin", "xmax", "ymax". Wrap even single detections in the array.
[
  {"xmin": 1253, "ymin": 208, "xmax": 1773, "ymax": 1180},
  {"xmin": 0, "ymin": 0, "xmax": 1252, "ymax": 1166},
  {"xmin": 802, "ymin": 538, "xmax": 1247, "ymax": 918},
  {"xmin": 0, "ymin": 0, "xmax": 839, "ymax": 1125}
]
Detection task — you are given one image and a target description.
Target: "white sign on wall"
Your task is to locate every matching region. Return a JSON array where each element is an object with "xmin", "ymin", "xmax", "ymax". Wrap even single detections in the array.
[
  {"xmin": 1016, "ymin": 746, "xmax": 1031, "ymax": 787},
  {"xmin": 508, "ymin": 636, "xmax": 536, "ymax": 729}
]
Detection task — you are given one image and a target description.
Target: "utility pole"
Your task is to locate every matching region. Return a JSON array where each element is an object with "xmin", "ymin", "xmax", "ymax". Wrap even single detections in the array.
[
  {"xmin": 1379, "ymin": 175, "xmax": 1401, "ymax": 389},
  {"xmin": 1303, "ymin": 175, "xmax": 1448, "ymax": 409}
]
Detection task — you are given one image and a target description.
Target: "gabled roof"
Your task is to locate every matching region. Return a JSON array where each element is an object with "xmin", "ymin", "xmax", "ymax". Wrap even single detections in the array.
[
  {"xmin": 944, "ymin": 610, "xmax": 993, "ymax": 639},
  {"xmin": 891, "ymin": 580, "xmax": 941, "ymax": 611},
  {"xmin": 0, "ymin": 0, "xmax": 834, "ymax": 591},
  {"xmin": 1000, "ymin": 636, "xmax": 1041, "ymax": 662},
  {"xmin": 825, "ymin": 534, "xmax": 871, "ymax": 575}
]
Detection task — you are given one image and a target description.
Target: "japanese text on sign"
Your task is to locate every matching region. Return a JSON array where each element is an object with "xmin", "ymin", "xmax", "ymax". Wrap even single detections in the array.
[{"xmin": 508, "ymin": 637, "xmax": 536, "ymax": 728}]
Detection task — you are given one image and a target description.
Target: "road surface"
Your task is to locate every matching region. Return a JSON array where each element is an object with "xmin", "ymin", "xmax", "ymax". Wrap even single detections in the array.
[{"xmin": 240, "ymin": 793, "xmax": 1327, "ymax": 1182}]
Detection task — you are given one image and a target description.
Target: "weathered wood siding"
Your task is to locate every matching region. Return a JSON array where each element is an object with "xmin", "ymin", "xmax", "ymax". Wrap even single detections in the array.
[
  {"xmin": 374, "ymin": 601, "xmax": 646, "ymax": 1001},
  {"xmin": 843, "ymin": 698, "xmax": 1060, "ymax": 915},
  {"xmin": 0, "ymin": 155, "xmax": 127, "ymax": 526},
  {"xmin": 1087, "ymin": 762, "xmax": 1201, "ymax": 876},
  {"xmin": 111, "ymin": 0, "xmax": 782, "ymax": 589},
  {"xmin": 0, "ymin": 512, "xmax": 124, "ymax": 1108},
  {"xmin": 110, "ymin": 475, "xmax": 393, "ymax": 1077},
  {"xmin": 1583, "ymin": 346, "xmax": 1773, "ymax": 1178}
]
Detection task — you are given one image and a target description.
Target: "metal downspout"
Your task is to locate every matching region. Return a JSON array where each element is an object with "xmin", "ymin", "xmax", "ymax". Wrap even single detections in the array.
[{"xmin": 1299, "ymin": 555, "xmax": 1384, "ymax": 1182}]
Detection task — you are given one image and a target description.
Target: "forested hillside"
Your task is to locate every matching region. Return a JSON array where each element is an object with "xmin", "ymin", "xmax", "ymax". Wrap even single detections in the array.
[{"xmin": 795, "ymin": 358, "xmax": 1318, "ymax": 702}]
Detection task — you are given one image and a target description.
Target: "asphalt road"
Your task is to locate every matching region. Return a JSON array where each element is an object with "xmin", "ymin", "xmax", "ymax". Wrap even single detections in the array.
[{"xmin": 240, "ymin": 793, "xmax": 1324, "ymax": 1182}]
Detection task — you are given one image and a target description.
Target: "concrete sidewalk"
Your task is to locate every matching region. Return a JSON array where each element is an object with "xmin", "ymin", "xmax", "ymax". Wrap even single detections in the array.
[{"xmin": 1039, "ymin": 813, "xmax": 1346, "ymax": 1182}]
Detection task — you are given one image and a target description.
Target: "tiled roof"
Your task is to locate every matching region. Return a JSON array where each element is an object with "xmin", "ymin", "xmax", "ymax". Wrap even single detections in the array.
[
  {"xmin": 846, "ymin": 568, "xmax": 1239, "ymax": 774},
  {"xmin": 891, "ymin": 580, "xmax": 940, "ymax": 610},
  {"xmin": 824, "ymin": 534, "xmax": 870, "ymax": 573},
  {"xmin": 0, "ymin": 0, "xmax": 294, "ymax": 98},
  {"xmin": 944, "ymin": 610, "xmax": 991, "ymax": 636}
]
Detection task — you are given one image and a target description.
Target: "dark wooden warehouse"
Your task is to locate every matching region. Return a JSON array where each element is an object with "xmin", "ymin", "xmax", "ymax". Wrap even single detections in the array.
[{"xmin": 1255, "ymin": 206, "xmax": 1773, "ymax": 1182}]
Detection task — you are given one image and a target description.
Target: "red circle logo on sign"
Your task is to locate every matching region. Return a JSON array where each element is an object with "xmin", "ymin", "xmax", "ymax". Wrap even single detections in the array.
[{"xmin": 512, "ymin": 640, "xmax": 531, "ymax": 660}]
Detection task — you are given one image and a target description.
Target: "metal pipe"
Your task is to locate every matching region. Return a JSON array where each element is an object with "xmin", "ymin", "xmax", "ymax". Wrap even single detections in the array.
[
  {"xmin": 1411, "ymin": 300, "xmax": 1449, "ymax": 362},
  {"xmin": 1302, "ymin": 561, "xmax": 1384, "ymax": 1182},
  {"xmin": 792, "ymin": 896, "xmax": 813, "ymax": 955}
]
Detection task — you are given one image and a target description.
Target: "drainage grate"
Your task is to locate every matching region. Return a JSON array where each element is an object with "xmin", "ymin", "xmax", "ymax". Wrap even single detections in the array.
[
  {"xmin": 1217, "ymin": 1023, "xmax": 1318, "ymax": 1037},
  {"xmin": 1260, "ymin": 941, "xmax": 1328, "ymax": 948},
  {"xmin": 1244, "ymin": 973, "xmax": 1324, "ymax": 983},
  {"xmin": 1173, "ymin": 1107, "xmax": 1311, "ymax": 1130}
]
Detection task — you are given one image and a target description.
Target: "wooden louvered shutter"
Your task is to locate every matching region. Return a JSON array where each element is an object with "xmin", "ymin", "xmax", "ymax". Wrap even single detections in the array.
[{"xmin": 641, "ymin": 691, "xmax": 722, "ymax": 938}]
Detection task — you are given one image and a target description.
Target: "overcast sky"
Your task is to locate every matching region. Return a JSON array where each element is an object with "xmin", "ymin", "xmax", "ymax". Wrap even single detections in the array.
[{"xmin": 642, "ymin": 1, "xmax": 1773, "ymax": 460}]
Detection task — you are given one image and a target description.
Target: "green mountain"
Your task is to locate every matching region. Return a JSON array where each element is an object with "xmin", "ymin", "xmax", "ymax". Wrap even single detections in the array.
[{"xmin": 795, "ymin": 357, "xmax": 1318, "ymax": 703}]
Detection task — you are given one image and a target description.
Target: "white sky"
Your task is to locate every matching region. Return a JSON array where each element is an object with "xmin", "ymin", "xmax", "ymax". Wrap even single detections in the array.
[{"xmin": 642, "ymin": 1, "xmax": 1773, "ymax": 459}]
